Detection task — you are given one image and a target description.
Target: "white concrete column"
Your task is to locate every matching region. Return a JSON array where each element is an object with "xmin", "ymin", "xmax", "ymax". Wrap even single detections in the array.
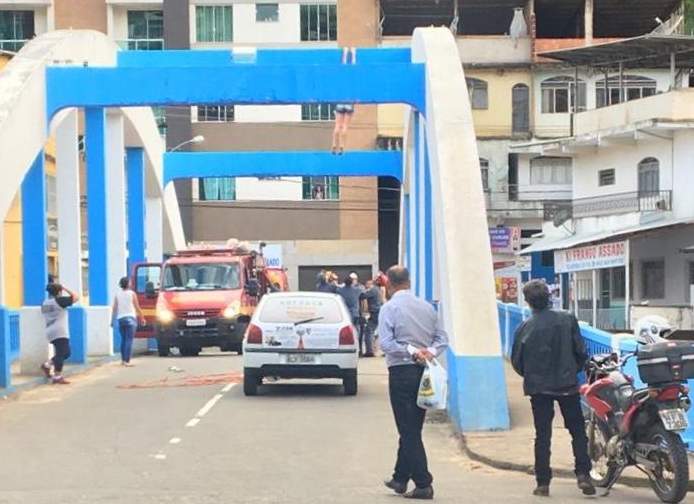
[
  {"xmin": 417, "ymin": 114, "xmax": 426, "ymax": 299},
  {"xmin": 19, "ymin": 307, "xmax": 49, "ymax": 375},
  {"xmin": 46, "ymin": 4, "xmax": 55, "ymax": 31},
  {"xmin": 145, "ymin": 197, "xmax": 163, "ymax": 262},
  {"xmin": 86, "ymin": 306, "xmax": 113, "ymax": 356},
  {"xmin": 106, "ymin": 111, "xmax": 127, "ymax": 300},
  {"xmin": 106, "ymin": 5, "xmax": 115, "ymax": 39},
  {"xmin": 584, "ymin": 0, "xmax": 593, "ymax": 43},
  {"xmin": 56, "ymin": 109, "xmax": 83, "ymax": 293},
  {"xmin": 0, "ymin": 224, "xmax": 5, "ymax": 306}
]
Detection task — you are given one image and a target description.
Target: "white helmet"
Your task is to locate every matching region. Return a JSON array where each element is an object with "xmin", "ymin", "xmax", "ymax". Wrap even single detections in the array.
[{"xmin": 634, "ymin": 315, "xmax": 673, "ymax": 345}]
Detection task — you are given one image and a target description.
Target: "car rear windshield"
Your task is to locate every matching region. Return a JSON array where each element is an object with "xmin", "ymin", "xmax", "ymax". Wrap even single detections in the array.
[
  {"xmin": 259, "ymin": 297, "xmax": 344, "ymax": 324},
  {"xmin": 162, "ymin": 263, "xmax": 241, "ymax": 291}
]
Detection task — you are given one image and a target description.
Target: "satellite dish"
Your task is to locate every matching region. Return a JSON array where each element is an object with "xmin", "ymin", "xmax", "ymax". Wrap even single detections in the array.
[{"xmin": 553, "ymin": 208, "xmax": 572, "ymax": 228}]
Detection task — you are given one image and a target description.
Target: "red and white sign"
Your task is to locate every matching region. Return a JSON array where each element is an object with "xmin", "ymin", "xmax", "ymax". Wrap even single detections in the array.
[{"xmin": 554, "ymin": 241, "xmax": 626, "ymax": 273}]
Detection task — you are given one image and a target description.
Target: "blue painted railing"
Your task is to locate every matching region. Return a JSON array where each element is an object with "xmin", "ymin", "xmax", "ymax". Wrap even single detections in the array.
[
  {"xmin": 498, "ymin": 302, "xmax": 694, "ymax": 449},
  {"xmin": 8, "ymin": 311, "xmax": 20, "ymax": 362}
]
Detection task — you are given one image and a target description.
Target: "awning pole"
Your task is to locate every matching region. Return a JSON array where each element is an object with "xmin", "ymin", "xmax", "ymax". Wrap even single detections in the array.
[
  {"xmin": 671, "ymin": 52, "xmax": 677, "ymax": 90},
  {"xmin": 604, "ymin": 69, "xmax": 609, "ymax": 106},
  {"xmin": 573, "ymin": 272, "xmax": 579, "ymax": 315},
  {"xmin": 592, "ymin": 269, "xmax": 598, "ymax": 327},
  {"xmin": 618, "ymin": 62, "xmax": 624, "ymax": 103},
  {"xmin": 625, "ymin": 239, "xmax": 630, "ymax": 330}
]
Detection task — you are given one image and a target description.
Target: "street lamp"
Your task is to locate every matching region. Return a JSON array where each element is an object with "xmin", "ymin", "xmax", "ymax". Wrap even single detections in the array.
[{"xmin": 169, "ymin": 135, "xmax": 205, "ymax": 152}]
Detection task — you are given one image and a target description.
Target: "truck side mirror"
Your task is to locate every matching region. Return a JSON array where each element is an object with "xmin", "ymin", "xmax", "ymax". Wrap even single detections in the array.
[{"xmin": 145, "ymin": 281, "xmax": 157, "ymax": 299}]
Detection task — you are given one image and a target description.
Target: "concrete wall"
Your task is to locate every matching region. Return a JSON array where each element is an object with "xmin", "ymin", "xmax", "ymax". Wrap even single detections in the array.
[
  {"xmin": 630, "ymin": 224, "xmax": 694, "ymax": 307},
  {"xmin": 54, "ymin": 0, "xmax": 107, "ymax": 31}
]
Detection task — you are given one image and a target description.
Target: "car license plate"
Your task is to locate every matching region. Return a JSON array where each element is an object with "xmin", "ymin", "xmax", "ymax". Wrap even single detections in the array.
[
  {"xmin": 659, "ymin": 409, "xmax": 689, "ymax": 431},
  {"xmin": 186, "ymin": 319, "xmax": 207, "ymax": 327},
  {"xmin": 286, "ymin": 354, "xmax": 316, "ymax": 364}
]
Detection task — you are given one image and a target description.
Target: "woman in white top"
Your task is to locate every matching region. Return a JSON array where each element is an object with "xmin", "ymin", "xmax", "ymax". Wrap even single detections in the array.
[{"xmin": 111, "ymin": 277, "xmax": 146, "ymax": 366}]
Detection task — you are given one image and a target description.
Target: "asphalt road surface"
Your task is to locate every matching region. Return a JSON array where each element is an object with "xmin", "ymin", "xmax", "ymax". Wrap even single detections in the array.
[{"xmin": 0, "ymin": 352, "xmax": 682, "ymax": 503}]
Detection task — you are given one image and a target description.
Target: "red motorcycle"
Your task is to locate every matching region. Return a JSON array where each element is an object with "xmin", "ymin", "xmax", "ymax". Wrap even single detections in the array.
[{"xmin": 582, "ymin": 341, "xmax": 694, "ymax": 503}]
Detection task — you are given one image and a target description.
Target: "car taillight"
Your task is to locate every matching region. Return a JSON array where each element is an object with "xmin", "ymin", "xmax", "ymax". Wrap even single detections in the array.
[
  {"xmin": 339, "ymin": 326, "xmax": 355, "ymax": 345},
  {"xmin": 247, "ymin": 324, "xmax": 263, "ymax": 344}
]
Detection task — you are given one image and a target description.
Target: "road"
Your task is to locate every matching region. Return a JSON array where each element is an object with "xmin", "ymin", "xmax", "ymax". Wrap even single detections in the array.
[{"xmin": 0, "ymin": 352, "xmax": 677, "ymax": 503}]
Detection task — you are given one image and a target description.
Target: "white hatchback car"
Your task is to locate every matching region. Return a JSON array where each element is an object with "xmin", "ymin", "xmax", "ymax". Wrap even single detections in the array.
[{"xmin": 242, "ymin": 292, "xmax": 359, "ymax": 396}]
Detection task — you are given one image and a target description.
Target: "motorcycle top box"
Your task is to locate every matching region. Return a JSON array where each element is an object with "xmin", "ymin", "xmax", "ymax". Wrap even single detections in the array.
[{"xmin": 637, "ymin": 341, "xmax": 694, "ymax": 384}]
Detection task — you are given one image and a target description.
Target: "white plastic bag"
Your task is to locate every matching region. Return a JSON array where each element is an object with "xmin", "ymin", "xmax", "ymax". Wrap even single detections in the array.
[{"xmin": 416, "ymin": 358, "xmax": 448, "ymax": 410}]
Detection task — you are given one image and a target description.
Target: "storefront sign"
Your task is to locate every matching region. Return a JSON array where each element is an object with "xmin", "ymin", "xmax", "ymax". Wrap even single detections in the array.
[
  {"xmin": 489, "ymin": 227, "xmax": 521, "ymax": 254},
  {"xmin": 263, "ymin": 244, "xmax": 283, "ymax": 268},
  {"xmin": 554, "ymin": 241, "xmax": 626, "ymax": 273}
]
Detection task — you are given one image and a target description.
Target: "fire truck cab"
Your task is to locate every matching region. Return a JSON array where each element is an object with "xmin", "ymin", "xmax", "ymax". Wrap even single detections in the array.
[{"xmin": 131, "ymin": 244, "xmax": 287, "ymax": 357}]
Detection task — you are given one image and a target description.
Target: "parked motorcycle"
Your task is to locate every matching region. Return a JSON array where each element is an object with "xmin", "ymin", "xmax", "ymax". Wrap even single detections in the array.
[{"xmin": 581, "ymin": 316, "xmax": 694, "ymax": 503}]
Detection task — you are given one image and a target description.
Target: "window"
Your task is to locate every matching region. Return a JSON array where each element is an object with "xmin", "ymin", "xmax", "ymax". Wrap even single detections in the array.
[
  {"xmin": 512, "ymin": 83, "xmax": 530, "ymax": 135},
  {"xmin": 152, "ymin": 107, "xmax": 167, "ymax": 136},
  {"xmin": 541, "ymin": 76, "xmax": 586, "ymax": 114},
  {"xmin": 479, "ymin": 158, "xmax": 490, "ymax": 191},
  {"xmin": 596, "ymin": 75, "xmax": 657, "ymax": 108},
  {"xmin": 300, "ymin": 4, "xmax": 337, "ymax": 41},
  {"xmin": 196, "ymin": 5, "xmax": 233, "ymax": 42},
  {"xmin": 529, "ymin": 157, "xmax": 572, "ymax": 185},
  {"xmin": 256, "ymin": 3, "xmax": 279, "ymax": 22},
  {"xmin": 377, "ymin": 136, "xmax": 403, "ymax": 151},
  {"xmin": 135, "ymin": 265, "xmax": 161, "ymax": 292},
  {"xmin": 199, "ymin": 178, "xmax": 236, "ymax": 201},
  {"xmin": 641, "ymin": 259, "xmax": 665, "ymax": 299},
  {"xmin": 540, "ymin": 251, "xmax": 555, "ymax": 268},
  {"xmin": 465, "ymin": 78, "xmax": 488, "ymax": 110},
  {"xmin": 598, "ymin": 169, "xmax": 615, "ymax": 187},
  {"xmin": 46, "ymin": 174, "xmax": 57, "ymax": 217},
  {"xmin": 611, "ymin": 267, "xmax": 626, "ymax": 300},
  {"xmin": 0, "ymin": 10, "xmax": 34, "ymax": 51},
  {"xmin": 301, "ymin": 103, "xmax": 336, "ymax": 121},
  {"xmin": 638, "ymin": 157, "xmax": 660, "ymax": 194},
  {"xmin": 303, "ymin": 176, "xmax": 339, "ymax": 200},
  {"xmin": 126, "ymin": 10, "xmax": 163, "ymax": 50},
  {"xmin": 163, "ymin": 263, "xmax": 240, "ymax": 291},
  {"xmin": 197, "ymin": 105, "xmax": 235, "ymax": 122}
]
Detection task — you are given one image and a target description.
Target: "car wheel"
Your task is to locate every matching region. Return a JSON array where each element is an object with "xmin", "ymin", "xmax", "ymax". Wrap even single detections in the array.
[
  {"xmin": 343, "ymin": 370, "xmax": 358, "ymax": 396},
  {"xmin": 157, "ymin": 341, "xmax": 169, "ymax": 357},
  {"xmin": 244, "ymin": 368, "xmax": 260, "ymax": 396}
]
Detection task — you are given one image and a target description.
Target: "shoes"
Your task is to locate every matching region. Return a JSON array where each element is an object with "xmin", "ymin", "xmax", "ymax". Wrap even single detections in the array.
[
  {"xmin": 533, "ymin": 485, "xmax": 550, "ymax": 497},
  {"xmin": 363, "ymin": 352, "xmax": 375, "ymax": 358},
  {"xmin": 383, "ymin": 478, "xmax": 407, "ymax": 495},
  {"xmin": 576, "ymin": 474, "xmax": 596, "ymax": 496},
  {"xmin": 40, "ymin": 362, "xmax": 52, "ymax": 379},
  {"xmin": 52, "ymin": 376, "xmax": 70, "ymax": 385},
  {"xmin": 404, "ymin": 486, "xmax": 434, "ymax": 500}
]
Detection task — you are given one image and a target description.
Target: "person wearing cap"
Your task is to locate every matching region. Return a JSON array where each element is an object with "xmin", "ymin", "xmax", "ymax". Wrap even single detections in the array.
[{"xmin": 40, "ymin": 283, "xmax": 79, "ymax": 384}]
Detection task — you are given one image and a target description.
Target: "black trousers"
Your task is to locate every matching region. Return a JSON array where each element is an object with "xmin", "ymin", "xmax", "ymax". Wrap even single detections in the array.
[
  {"xmin": 50, "ymin": 338, "xmax": 71, "ymax": 374},
  {"xmin": 530, "ymin": 393, "xmax": 592, "ymax": 486},
  {"xmin": 389, "ymin": 365, "xmax": 433, "ymax": 489}
]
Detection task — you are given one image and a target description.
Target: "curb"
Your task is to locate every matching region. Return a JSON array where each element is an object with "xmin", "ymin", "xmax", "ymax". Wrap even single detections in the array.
[
  {"xmin": 456, "ymin": 432, "xmax": 694, "ymax": 491},
  {"xmin": 0, "ymin": 355, "xmax": 120, "ymax": 399}
]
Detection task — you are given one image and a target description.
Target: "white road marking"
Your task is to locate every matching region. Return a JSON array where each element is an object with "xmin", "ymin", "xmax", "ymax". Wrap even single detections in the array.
[
  {"xmin": 186, "ymin": 418, "xmax": 200, "ymax": 428},
  {"xmin": 195, "ymin": 393, "xmax": 224, "ymax": 418},
  {"xmin": 154, "ymin": 454, "xmax": 167, "ymax": 460},
  {"xmin": 169, "ymin": 437, "xmax": 181, "ymax": 445},
  {"xmin": 221, "ymin": 383, "xmax": 235, "ymax": 393}
]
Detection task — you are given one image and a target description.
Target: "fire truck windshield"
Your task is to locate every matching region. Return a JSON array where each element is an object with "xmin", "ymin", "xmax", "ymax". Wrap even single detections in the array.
[{"xmin": 162, "ymin": 263, "xmax": 241, "ymax": 291}]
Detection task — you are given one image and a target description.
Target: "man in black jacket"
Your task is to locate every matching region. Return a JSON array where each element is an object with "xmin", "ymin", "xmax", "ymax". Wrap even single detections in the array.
[{"xmin": 511, "ymin": 280, "xmax": 595, "ymax": 498}]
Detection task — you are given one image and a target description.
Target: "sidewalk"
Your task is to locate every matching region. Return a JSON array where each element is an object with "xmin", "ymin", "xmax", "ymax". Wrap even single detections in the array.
[{"xmin": 460, "ymin": 363, "xmax": 690, "ymax": 488}]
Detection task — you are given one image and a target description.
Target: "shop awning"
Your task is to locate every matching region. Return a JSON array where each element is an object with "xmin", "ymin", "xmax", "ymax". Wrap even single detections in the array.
[{"xmin": 520, "ymin": 217, "xmax": 694, "ymax": 255}]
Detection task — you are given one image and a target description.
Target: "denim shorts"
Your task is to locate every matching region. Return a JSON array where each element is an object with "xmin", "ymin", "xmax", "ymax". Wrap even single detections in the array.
[{"xmin": 335, "ymin": 104, "xmax": 354, "ymax": 114}]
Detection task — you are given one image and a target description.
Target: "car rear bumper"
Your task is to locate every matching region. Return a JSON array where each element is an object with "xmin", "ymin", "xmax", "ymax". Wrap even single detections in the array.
[{"xmin": 243, "ymin": 348, "xmax": 358, "ymax": 374}]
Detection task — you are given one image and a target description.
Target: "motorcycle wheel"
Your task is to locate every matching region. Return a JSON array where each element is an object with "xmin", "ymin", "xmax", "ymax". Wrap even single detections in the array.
[
  {"xmin": 646, "ymin": 425, "xmax": 689, "ymax": 504},
  {"xmin": 584, "ymin": 416, "xmax": 617, "ymax": 487}
]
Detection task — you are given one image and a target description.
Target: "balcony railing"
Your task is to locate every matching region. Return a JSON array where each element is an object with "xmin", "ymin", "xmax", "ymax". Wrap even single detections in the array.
[
  {"xmin": 573, "ymin": 190, "xmax": 672, "ymax": 218},
  {"xmin": 0, "ymin": 39, "xmax": 28, "ymax": 52},
  {"xmin": 116, "ymin": 39, "xmax": 164, "ymax": 51}
]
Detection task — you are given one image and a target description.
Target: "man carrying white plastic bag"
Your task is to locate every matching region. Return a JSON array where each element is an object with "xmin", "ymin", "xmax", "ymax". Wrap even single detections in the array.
[
  {"xmin": 414, "ymin": 352, "xmax": 448, "ymax": 411},
  {"xmin": 379, "ymin": 266, "xmax": 449, "ymax": 500}
]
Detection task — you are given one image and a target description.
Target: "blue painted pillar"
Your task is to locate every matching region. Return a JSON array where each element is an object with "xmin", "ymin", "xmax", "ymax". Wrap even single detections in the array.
[
  {"xmin": 85, "ymin": 108, "xmax": 109, "ymax": 306},
  {"xmin": 66, "ymin": 306, "xmax": 87, "ymax": 364},
  {"xmin": 126, "ymin": 147, "xmax": 146, "ymax": 270},
  {"xmin": 0, "ymin": 309, "xmax": 10, "ymax": 389},
  {"xmin": 21, "ymin": 152, "xmax": 48, "ymax": 306}
]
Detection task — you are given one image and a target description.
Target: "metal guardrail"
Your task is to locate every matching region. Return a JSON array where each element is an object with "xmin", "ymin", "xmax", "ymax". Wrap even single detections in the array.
[
  {"xmin": 0, "ymin": 39, "xmax": 27, "ymax": 52},
  {"xmin": 116, "ymin": 39, "xmax": 164, "ymax": 51},
  {"xmin": 8, "ymin": 311, "xmax": 20, "ymax": 362},
  {"xmin": 573, "ymin": 190, "xmax": 672, "ymax": 218},
  {"xmin": 497, "ymin": 302, "xmax": 692, "ymax": 449}
]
